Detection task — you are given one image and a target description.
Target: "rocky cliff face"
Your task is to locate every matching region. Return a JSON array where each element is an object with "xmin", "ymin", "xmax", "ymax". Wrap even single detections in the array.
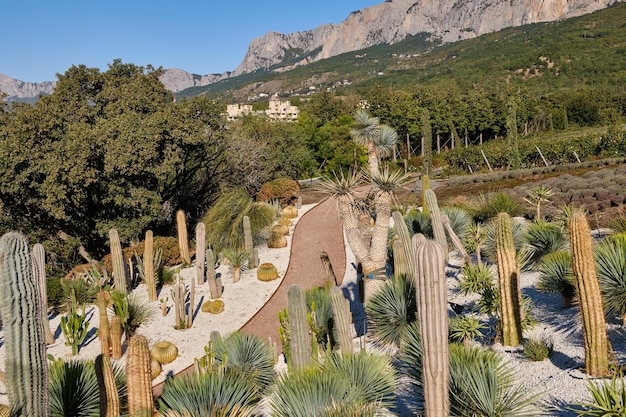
[
  {"xmin": 158, "ymin": 68, "xmax": 229, "ymax": 93},
  {"xmin": 233, "ymin": 0, "xmax": 623, "ymax": 75},
  {"xmin": 0, "ymin": 74, "xmax": 56, "ymax": 101}
]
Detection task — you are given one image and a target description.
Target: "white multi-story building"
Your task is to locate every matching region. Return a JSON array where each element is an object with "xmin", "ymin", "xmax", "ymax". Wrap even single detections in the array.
[{"xmin": 226, "ymin": 96, "xmax": 299, "ymax": 122}]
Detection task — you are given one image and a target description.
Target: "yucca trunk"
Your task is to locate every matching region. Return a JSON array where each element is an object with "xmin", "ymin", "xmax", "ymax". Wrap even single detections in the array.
[{"xmin": 569, "ymin": 211, "xmax": 610, "ymax": 377}]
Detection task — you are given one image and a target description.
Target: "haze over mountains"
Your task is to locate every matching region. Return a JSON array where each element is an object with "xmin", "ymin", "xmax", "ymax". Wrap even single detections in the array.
[{"xmin": 1, "ymin": 0, "xmax": 623, "ymax": 101}]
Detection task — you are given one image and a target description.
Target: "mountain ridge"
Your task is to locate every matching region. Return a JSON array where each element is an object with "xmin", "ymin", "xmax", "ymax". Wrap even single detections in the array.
[{"xmin": 2, "ymin": 0, "xmax": 623, "ymax": 101}]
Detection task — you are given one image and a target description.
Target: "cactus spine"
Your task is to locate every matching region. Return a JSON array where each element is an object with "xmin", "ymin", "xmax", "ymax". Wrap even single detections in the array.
[
  {"xmin": 126, "ymin": 335, "xmax": 155, "ymax": 416},
  {"xmin": 424, "ymin": 189, "xmax": 449, "ymax": 260},
  {"xmin": 176, "ymin": 209, "xmax": 191, "ymax": 265},
  {"xmin": 144, "ymin": 230, "xmax": 157, "ymax": 301},
  {"xmin": 414, "ymin": 239, "xmax": 449, "ymax": 417},
  {"xmin": 206, "ymin": 248, "xmax": 220, "ymax": 299},
  {"xmin": 95, "ymin": 354, "xmax": 120, "ymax": 417},
  {"xmin": 110, "ymin": 315, "xmax": 123, "ymax": 359},
  {"xmin": 31, "ymin": 242, "xmax": 55, "ymax": 344},
  {"xmin": 392, "ymin": 210, "xmax": 415, "ymax": 275},
  {"xmin": 195, "ymin": 222, "xmax": 206, "ymax": 285},
  {"xmin": 569, "ymin": 211, "xmax": 610, "ymax": 377},
  {"xmin": 109, "ymin": 228, "xmax": 127, "ymax": 294},
  {"xmin": 287, "ymin": 284, "xmax": 312, "ymax": 369},
  {"xmin": 96, "ymin": 290, "xmax": 112, "ymax": 357},
  {"xmin": 495, "ymin": 212, "xmax": 523, "ymax": 347},
  {"xmin": 0, "ymin": 232, "xmax": 49, "ymax": 417},
  {"xmin": 330, "ymin": 286, "xmax": 353, "ymax": 354},
  {"xmin": 243, "ymin": 215, "xmax": 257, "ymax": 269}
]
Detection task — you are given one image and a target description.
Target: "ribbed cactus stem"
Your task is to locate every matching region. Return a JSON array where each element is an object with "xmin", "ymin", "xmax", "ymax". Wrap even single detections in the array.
[
  {"xmin": 144, "ymin": 230, "xmax": 156, "ymax": 301},
  {"xmin": 392, "ymin": 210, "xmax": 415, "ymax": 275},
  {"xmin": 96, "ymin": 290, "xmax": 111, "ymax": 357},
  {"xmin": 176, "ymin": 210, "xmax": 191, "ymax": 265},
  {"xmin": 187, "ymin": 276, "xmax": 195, "ymax": 328},
  {"xmin": 206, "ymin": 248, "xmax": 219, "ymax": 299},
  {"xmin": 195, "ymin": 222, "xmax": 206, "ymax": 285},
  {"xmin": 31, "ymin": 242, "xmax": 55, "ymax": 344},
  {"xmin": 442, "ymin": 213, "xmax": 471, "ymax": 265},
  {"xmin": 330, "ymin": 286, "xmax": 353, "ymax": 354},
  {"xmin": 421, "ymin": 174, "xmax": 431, "ymax": 216},
  {"xmin": 126, "ymin": 335, "xmax": 154, "ymax": 416},
  {"xmin": 424, "ymin": 189, "xmax": 449, "ymax": 260},
  {"xmin": 243, "ymin": 215, "xmax": 257, "ymax": 269},
  {"xmin": 287, "ymin": 284, "xmax": 312, "ymax": 369},
  {"xmin": 171, "ymin": 274, "xmax": 187, "ymax": 329},
  {"xmin": 95, "ymin": 354, "xmax": 120, "ymax": 417},
  {"xmin": 110, "ymin": 315, "xmax": 123, "ymax": 359},
  {"xmin": 320, "ymin": 251, "xmax": 337, "ymax": 284},
  {"xmin": 109, "ymin": 228, "xmax": 127, "ymax": 294},
  {"xmin": 392, "ymin": 239, "xmax": 409, "ymax": 278},
  {"xmin": 0, "ymin": 232, "xmax": 49, "ymax": 416},
  {"xmin": 495, "ymin": 212, "xmax": 523, "ymax": 347},
  {"xmin": 569, "ymin": 211, "xmax": 610, "ymax": 377},
  {"xmin": 414, "ymin": 239, "xmax": 449, "ymax": 417}
]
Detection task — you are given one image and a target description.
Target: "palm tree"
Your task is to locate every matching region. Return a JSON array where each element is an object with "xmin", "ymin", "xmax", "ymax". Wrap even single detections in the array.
[
  {"xmin": 350, "ymin": 110, "xmax": 398, "ymax": 173},
  {"xmin": 318, "ymin": 166, "xmax": 411, "ymax": 300}
]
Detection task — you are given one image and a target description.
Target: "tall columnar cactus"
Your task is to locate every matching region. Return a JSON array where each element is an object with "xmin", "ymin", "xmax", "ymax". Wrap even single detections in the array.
[
  {"xmin": 31, "ymin": 242, "xmax": 55, "ymax": 344},
  {"xmin": 126, "ymin": 335, "xmax": 155, "ymax": 417},
  {"xmin": 495, "ymin": 212, "xmax": 523, "ymax": 347},
  {"xmin": 195, "ymin": 222, "xmax": 206, "ymax": 286},
  {"xmin": 330, "ymin": 286, "xmax": 353, "ymax": 354},
  {"xmin": 424, "ymin": 189, "xmax": 449, "ymax": 260},
  {"xmin": 392, "ymin": 239, "xmax": 409, "ymax": 278},
  {"xmin": 287, "ymin": 284, "xmax": 312, "ymax": 369},
  {"xmin": 110, "ymin": 315, "xmax": 123, "ymax": 359},
  {"xmin": 144, "ymin": 230, "xmax": 157, "ymax": 301},
  {"xmin": 0, "ymin": 232, "xmax": 49, "ymax": 416},
  {"xmin": 171, "ymin": 273, "xmax": 188, "ymax": 329},
  {"xmin": 186, "ymin": 276, "xmax": 196, "ymax": 328},
  {"xmin": 243, "ymin": 215, "xmax": 257, "ymax": 269},
  {"xmin": 392, "ymin": 210, "xmax": 415, "ymax": 275},
  {"xmin": 176, "ymin": 209, "xmax": 191, "ymax": 265},
  {"xmin": 95, "ymin": 354, "xmax": 120, "ymax": 417},
  {"xmin": 320, "ymin": 251, "xmax": 337, "ymax": 284},
  {"xmin": 569, "ymin": 211, "xmax": 610, "ymax": 377},
  {"xmin": 421, "ymin": 174, "xmax": 431, "ymax": 216},
  {"xmin": 109, "ymin": 228, "xmax": 127, "ymax": 294},
  {"xmin": 206, "ymin": 248, "xmax": 220, "ymax": 299},
  {"xmin": 96, "ymin": 290, "xmax": 112, "ymax": 357},
  {"xmin": 413, "ymin": 239, "xmax": 449, "ymax": 417}
]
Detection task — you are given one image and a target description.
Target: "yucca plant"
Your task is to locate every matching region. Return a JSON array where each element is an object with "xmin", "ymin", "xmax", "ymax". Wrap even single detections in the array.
[
  {"xmin": 608, "ymin": 217, "xmax": 626, "ymax": 234},
  {"xmin": 471, "ymin": 192, "xmax": 523, "ymax": 223},
  {"xmin": 157, "ymin": 370, "xmax": 261, "ymax": 417},
  {"xmin": 595, "ymin": 233, "xmax": 626, "ymax": 324},
  {"xmin": 572, "ymin": 374, "xmax": 626, "ymax": 416},
  {"xmin": 305, "ymin": 285, "xmax": 334, "ymax": 349},
  {"xmin": 222, "ymin": 247, "xmax": 250, "ymax": 283},
  {"xmin": 365, "ymin": 274, "xmax": 417, "ymax": 347},
  {"xmin": 523, "ymin": 334, "xmax": 554, "ymax": 361},
  {"xmin": 448, "ymin": 343, "xmax": 544, "ymax": 416},
  {"xmin": 404, "ymin": 208, "xmax": 431, "ymax": 236},
  {"xmin": 463, "ymin": 221, "xmax": 488, "ymax": 266},
  {"xmin": 482, "ymin": 217, "xmax": 527, "ymax": 264},
  {"xmin": 523, "ymin": 219, "xmax": 569, "ymax": 265},
  {"xmin": 524, "ymin": 185, "xmax": 553, "ymax": 220},
  {"xmin": 449, "ymin": 315, "xmax": 486, "ymax": 346},
  {"xmin": 49, "ymin": 358, "xmax": 127, "ymax": 417},
  {"xmin": 207, "ymin": 331, "xmax": 276, "ymax": 391},
  {"xmin": 536, "ymin": 251, "xmax": 576, "ymax": 308},
  {"xmin": 269, "ymin": 350, "xmax": 397, "ymax": 417},
  {"xmin": 442, "ymin": 206, "xmax": 473, "ymax": 240},
  {"xmin": 110, "ymin": 290, "xmax": 157, "ymax": 338},
  {"xmin": 459, "ymin": 263, "xmax": 498, "ymax": 315}
]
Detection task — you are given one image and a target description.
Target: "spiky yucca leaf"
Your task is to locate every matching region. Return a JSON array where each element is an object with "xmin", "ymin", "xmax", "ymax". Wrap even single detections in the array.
[
  {"xmin": 209, "ymin": 332, "xmax": 276, "ymax": 390},
  {"xmin": 595, "ymin": 233, "xmax": 626, "ymax": 320},
  {"xmin": 373, "ymin": 125, "xmax": 399, "ymax": 158},
  {"xmin": 305, "ymin": 285, "xmax": 334, "ymax": 348},
  {"xmin": 572, "ymin": 374, "xmax": 626, "ymax": 416},
  {"xmin": 536, "ymin": 251, "xmax": 576, "ymax": 307},
  {"xmin": 365, "ymin": 165, "xmax": 412, "ymax": 194},
  {"xmin": 49, "ymin": 358, "xmax": 126, "ymax": 417},
  {"xmin": 158, "ymin": 371, "xmax": 261, "ymax": 417},
  {"xmin": 350, "ymin": 110, "xmax": 381, "ymax": 148},
  {"xmin": 524, "ymin": 219, "xmax": 569, "ymax": 264},
  {"xmin": 365, "ymin": 275, "xmax": 417, "ymax": 346}
]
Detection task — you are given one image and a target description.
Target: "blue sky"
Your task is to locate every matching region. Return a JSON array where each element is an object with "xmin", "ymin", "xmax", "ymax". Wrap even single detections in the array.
[{"xmin": 3, "ymin": 0, "xmax": 381, "ymax": 83}]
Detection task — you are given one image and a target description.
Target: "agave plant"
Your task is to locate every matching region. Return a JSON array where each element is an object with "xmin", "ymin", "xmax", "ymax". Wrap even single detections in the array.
[
  {"xmin": 305, "ymin": 285, "xmax": 334, "ymax": 349},
  {"xmin": 157, "ymin": 370, "xmax": 261, "ymax": 417},
  {"xmin": 365, "ymin": 274, "xmax": 417, "ymax": 347},
  {"xmin": 49, "ymin": 358, "xmax": 127, "ymax": 417},
  {"xmin": 595, "ymin": 233, "xmax": 626, "ymax": 324}
]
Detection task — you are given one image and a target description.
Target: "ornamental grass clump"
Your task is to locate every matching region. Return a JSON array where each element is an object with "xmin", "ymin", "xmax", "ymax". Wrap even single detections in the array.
[{"xmin": 523, "ymin": 334, "xmax": 554, "ymax": 361}]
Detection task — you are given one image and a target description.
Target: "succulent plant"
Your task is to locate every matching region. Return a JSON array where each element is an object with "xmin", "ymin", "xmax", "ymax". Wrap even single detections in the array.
[
  {"xmin": 151, "ymin": 340, "xmax": 179, "ymax": 365},
  {"xmin": 202, "ymin": 299, "xmax": 225, "ymax": 314},
  {"xmin": 126, "ymin": 335, "xmax": 154, "ymax": 416},
  {"xmin": 257, "ymin": 262, "xmax": 279, "ymax": 281}
]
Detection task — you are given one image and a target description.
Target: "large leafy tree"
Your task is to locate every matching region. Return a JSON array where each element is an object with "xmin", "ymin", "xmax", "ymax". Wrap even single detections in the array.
[{"xmin": 0, "ymin": 60, "xmax": 228, "ymax": 268}]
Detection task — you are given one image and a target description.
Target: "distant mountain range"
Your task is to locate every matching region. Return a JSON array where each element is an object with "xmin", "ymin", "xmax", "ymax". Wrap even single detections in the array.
[{"xmin": 2, "ymin": 0, "xmax": 623, "ymax": 102}]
